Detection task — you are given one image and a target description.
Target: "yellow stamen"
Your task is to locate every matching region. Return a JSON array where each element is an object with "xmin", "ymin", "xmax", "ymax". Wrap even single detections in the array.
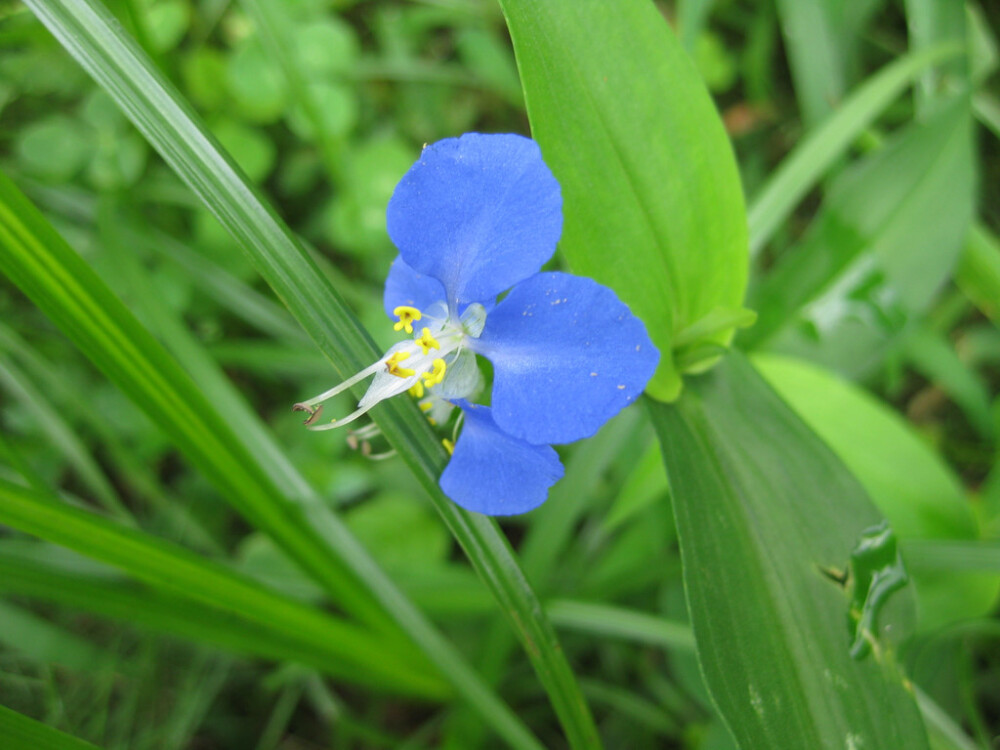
[
  {"xmin": 442, "ymin": 438, "xmax": 454, "ymax": 455},
  {"xmin": 421, "ymin": 358, "xmax": 447, "ymax": 386},
  {"xmin": 386, "ymin": 351, "xmax": 415, "ymax": 378},
  {"xmin": 408, "ymin": 381, "xmax": 425, "ymax": 398},
  {"xmin": 419, "ymin": 401, "xmax": 434, "ymax": 412},
  {"xmin": 393, "ymin": 306, "xmax": 422, "ymax": 334},
  {"xmin": 416, "ymin": 327, "xmax": 440, "ymax": 354}
]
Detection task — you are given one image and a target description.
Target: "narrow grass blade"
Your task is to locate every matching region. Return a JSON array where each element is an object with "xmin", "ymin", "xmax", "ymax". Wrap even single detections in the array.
[
  {"xmin": 0, "ymin": 704, "xmax": 101, "ymax": 750},
  {"xmin": 0, "ymin": 600, "xmax": 105, "ymax": 672},
  {"xmin": 0, "ymin": 543, "xmax": 414, "ymax": 683},
  {"xmin": 903, "ymin": 540, "xmax": 1000, "ymax": 572},
  {"xmin": 0, "ymin": 355, "xmax": 131, "ymax": 522},
  {"xmin": 748, "ymin": 42, "xmax": 962, "ymax": 256},
  {"xmin": 0, "ymin": 167, "xmax": 391, "ymax": 632},
  {"xmin": 546, "ymin": 601, "xmax": 695, "ymax": 652},
  {"xmin": 19, "ymin": 2, "xmax": 584, "ymax": 745},
  {"xmin": 0, "ymin": 478, "xmax": 445, "ymax": 698},
  {"xmin": 956, "ymin": 223, "xmax": 1000, "ymax": 323}
]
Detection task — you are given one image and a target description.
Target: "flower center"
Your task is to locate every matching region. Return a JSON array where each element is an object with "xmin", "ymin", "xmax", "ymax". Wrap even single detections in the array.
[{"xmin": 293, "ymin": 302, "xmax": 487, "ymax": 433}]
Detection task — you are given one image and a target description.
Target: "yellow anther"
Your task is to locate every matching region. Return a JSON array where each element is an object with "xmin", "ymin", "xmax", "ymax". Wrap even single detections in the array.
[
  {"xmin": 393, "ymin": 306, "xmax": 422, "ymax": 334},
  {"xmin": 442, "ymin": 438, "xmax": 454, "ymax": 455},
  {"xmin": 408, "ymin": 381, "xmax": 425, "ymax": 399},
  {"xmin": 419, "ymin": 401, "xmax": 434, "ymax": 413},
  {"xmin": 416, "ymin": 327, "xmax": 440, "ymax": 355},
  {"xmin": 386, "ymin": 351, "xmax": 415, "ymax": 378},
  {"xmin": 421, "ymin": 358, "xmax": 447, "ymax": 386}
]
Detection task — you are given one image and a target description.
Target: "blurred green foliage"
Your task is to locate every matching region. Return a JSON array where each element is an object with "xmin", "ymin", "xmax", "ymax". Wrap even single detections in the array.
[{"xmin": 0, "ymin": 0, "xmax": 998, "ymax": 748}]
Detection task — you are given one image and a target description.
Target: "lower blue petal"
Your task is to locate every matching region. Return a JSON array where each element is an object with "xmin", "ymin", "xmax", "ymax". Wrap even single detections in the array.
[
  {"xmin": 472, "ymin": 272, "xmax": 659, "ymax": 445},
  {"xmin": 383, "ymin": 256, "xmax": 447, "ymax": 319},
  {"xmin": 440, "ymin": 401, "xmax": 564, "ymax": 516}
]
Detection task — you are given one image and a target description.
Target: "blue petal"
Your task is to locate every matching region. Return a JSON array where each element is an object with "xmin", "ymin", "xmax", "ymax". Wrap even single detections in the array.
[
  {"xmin": 473, "ymin": 272, "xmax": 659, "ymax": 445},
  {"xmin": 386, "ymin": 133, "xmax": 562, "ymax": 308},
  {"xmin": 440, "ymin": 401, "xmax": 564, "ymax": 516},
  {"xmin": 382, "ymin": 256, "xmax": 447, "ymax": 319}
]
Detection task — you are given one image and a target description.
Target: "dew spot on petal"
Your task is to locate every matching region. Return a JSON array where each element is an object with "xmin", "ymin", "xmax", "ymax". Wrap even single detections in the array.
[{"xmin": 617, "ymin": 384, "xmax": 626, "ymax": 390}]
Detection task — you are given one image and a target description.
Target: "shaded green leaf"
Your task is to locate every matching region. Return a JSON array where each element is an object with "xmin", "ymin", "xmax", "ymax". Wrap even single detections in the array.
[
  {"xmin": 649, "ymin": 352, "xmax": 930, "ymax": 750},
  {"xmin": 745, "ymin": 98, "xmax": 974, "ymax": 377},
  {"xmin": 0, "ymin": 704, "xmax": 100, "ymax": 750}
]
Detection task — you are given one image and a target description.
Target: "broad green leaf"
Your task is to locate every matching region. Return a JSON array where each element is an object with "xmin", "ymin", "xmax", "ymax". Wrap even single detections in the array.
[
  {"xmin": 745, "ymin": 97, "xmax": 974, "ymax": 377},
  {"xmin": 904, "ymin": 539, "xmax": 1000, "ymax": 573},
  {"xmin": 0, "ymin": 478, "xmax": 445, "ymax": 698},
  {"xmin": 649, "ymin": 352, "xmax": 930, "ymax": 750},
  {"xmin": 499, "ymin": 0, "xmax": 748, "ymax": 401},
  {"xmin": 755, "ymin": 353, "xmax": 999, "ymax": 629},
  {"xmin": 0, "ymin": 704, "xmax": 99, "ymax": 750}
]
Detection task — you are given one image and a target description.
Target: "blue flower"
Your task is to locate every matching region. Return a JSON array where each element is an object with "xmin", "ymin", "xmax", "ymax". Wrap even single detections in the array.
[{"xmin": 297, "ymin": 133, "xmax": 658, "ymax": 515}]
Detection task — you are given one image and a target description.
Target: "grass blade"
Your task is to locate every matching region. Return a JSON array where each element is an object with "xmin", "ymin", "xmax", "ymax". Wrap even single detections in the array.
[
  {"xmin": 0, "ymin": 704, "xmax": 100, "ymax": 750},
  {"xmin": 0, "ymin": 478, "xmax": 445, "ymax": 697},
  {"xmin": 748, "ymin": 42, "xmax": 962, "ymax": 257}
]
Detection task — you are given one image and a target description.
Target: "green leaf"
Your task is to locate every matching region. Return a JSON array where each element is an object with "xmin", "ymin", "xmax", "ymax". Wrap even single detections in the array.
[
  {"xmin": 0, "ymin": 478, "xmax": 445, "ymax": 698},
  {"xmin": 0, "ymin": 600, "xmax": 105, "ymax": 672},
  {"xmin": 0, "ymin": 542, "xmax": 401, "ymax": 678},
  {"xmin": 14, "ymin": 114, "xmax": 91, "ymax": 182},
  {"xmin": 747, "ymin": 42, "xmax": 963, "ymax": 257},
  {"xmin": 546, "ymin": 600, "xmax": 695, "ymax": 652},
  {"xmin": 498, "ymin": 0, "xmax": 748, "ymax": 401},
  {"xmin": 956, "ymin": 223, "xmax": 1000, "ymax": 323},
  {"xmin": 745, "ymin": 97, "xmax": 974, "ymax": 376},
  {"xmin": 753, "ymin": 353, "xmax": 978, "ymax": 540},
  {"xmin": 649, "ymin": 352, "xmax": 930, "ymax": 750},
  {"xmin": 0, "ymin": 704, "xmax": 100, "ymax": 750}
]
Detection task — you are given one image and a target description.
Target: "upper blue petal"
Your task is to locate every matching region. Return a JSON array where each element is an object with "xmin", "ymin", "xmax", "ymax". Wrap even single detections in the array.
[
  {"xmin": 472, "ymin": 272, "xmax": 659, "ymax": 445},
  {"xmin": 386, "ymin": 133, "xmax": 562, "ymax": 308},
  {"xmin": 440, "ymin": 401, "xmax": 564, "ymax": 516},
  {"xmin": 383, "ymin": 255, "xmax": 447, "ymax": 319}
]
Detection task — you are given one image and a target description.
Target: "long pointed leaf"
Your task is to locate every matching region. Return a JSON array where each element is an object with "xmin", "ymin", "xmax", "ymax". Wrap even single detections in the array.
[
  {"xmin": 0, "ymin": 704, "xmax": 100, "ymax": 750},
  {"xmin": 498, "ymin": 0, "xmax": 748, "ymax": 401},
  {"xmin": 648, "ymin": 353, "xmax": 930, "ymax": 749}
]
